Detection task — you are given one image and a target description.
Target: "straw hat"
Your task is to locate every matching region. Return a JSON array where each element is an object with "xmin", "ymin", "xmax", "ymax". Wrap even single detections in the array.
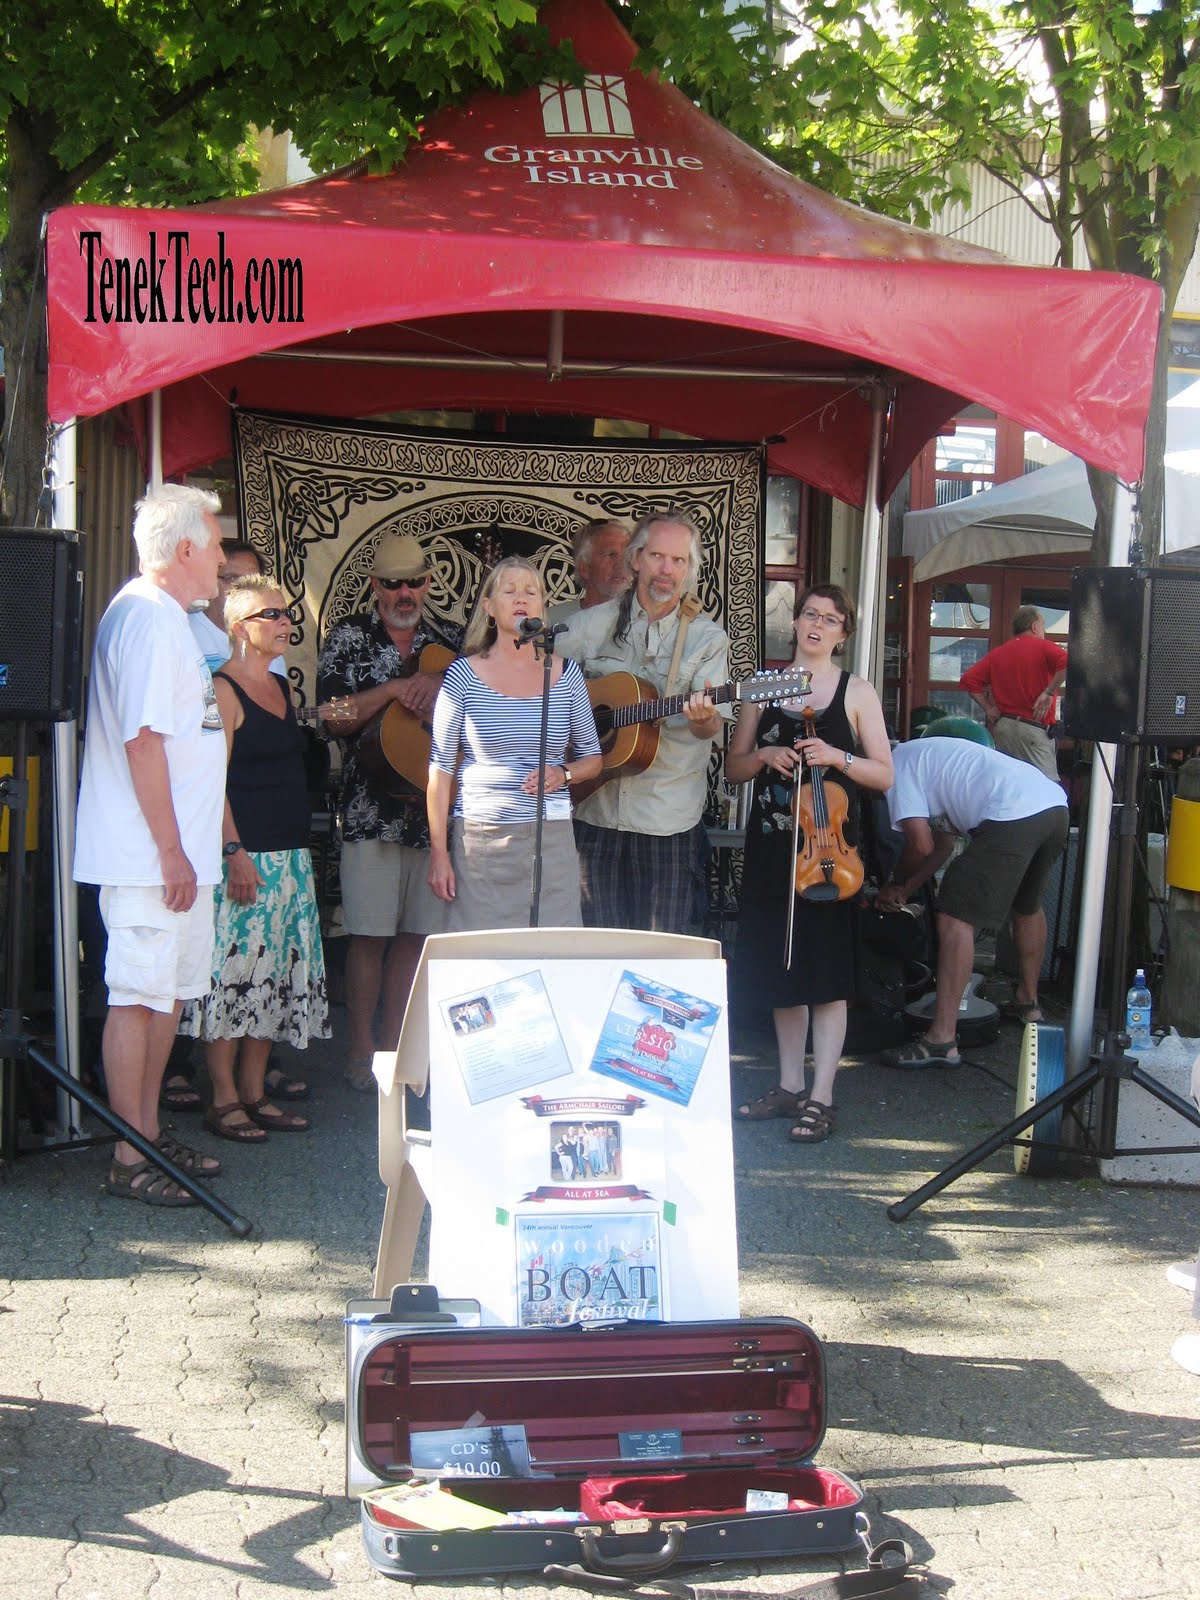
[{"xmin": 371, "ymin": 535, "xmax": 430, "ymax": 581}]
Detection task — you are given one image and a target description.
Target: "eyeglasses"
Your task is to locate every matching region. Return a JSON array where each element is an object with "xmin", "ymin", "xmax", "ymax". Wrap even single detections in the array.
[
  {"xmin": 799, "ymin": 607, "xmax": 846, "ymax": 629},
  {"xmin": 243, "ymin": 607, "xmax": 290, "ymax": 622},
  {"xmin": 377, "ymin": 575, "xmax": 429, "ymax": 591}
]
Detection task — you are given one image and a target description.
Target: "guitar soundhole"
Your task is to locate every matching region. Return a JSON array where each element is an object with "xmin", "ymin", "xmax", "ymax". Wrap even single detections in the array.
[{"xmin": 592, "ymin": 706, "xmax": 615, "ymax": 741}]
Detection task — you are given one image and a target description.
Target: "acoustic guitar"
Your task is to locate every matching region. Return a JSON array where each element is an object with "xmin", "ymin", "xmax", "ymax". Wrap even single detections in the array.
[
  {"xmin": 572, "ymin": 668, "xmax": 812, "ymax": 803},
  {"xmin": 353, "ymin": 644, "xmax": 457, "ymax": 797}
]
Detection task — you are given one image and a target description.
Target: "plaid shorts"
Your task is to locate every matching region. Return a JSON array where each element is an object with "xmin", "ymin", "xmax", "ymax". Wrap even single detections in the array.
[{"xmin": 574, "ymin": 820, "xmax": 707, "ymax": 934}]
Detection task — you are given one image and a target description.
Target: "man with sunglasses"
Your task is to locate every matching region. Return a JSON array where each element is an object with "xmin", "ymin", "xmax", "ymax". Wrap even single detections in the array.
[{"xmin": 317, "ymin": 534, "xmax": 462, "ymax": 1090}]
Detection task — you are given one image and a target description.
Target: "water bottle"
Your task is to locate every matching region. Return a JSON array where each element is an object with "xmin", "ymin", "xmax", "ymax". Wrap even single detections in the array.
[{"xmin": 1126, "ymin": 968, "xmax": 1152, "ymax": 1051}]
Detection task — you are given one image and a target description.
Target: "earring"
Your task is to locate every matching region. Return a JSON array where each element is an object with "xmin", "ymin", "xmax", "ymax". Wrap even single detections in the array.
[{"xmin": 239, "ymin": 637, "xmax": 247, "ymax": 660}]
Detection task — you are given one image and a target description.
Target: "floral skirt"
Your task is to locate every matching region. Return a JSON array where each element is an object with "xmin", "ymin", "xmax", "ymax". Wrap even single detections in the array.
[{"xmin": 181, "ymin": 848, "xmax": 330, "ymax": 1047}]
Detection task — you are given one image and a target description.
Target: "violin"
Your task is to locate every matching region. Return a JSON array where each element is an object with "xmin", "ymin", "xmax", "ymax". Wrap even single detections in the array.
[{"xmin": 792, "ymin": 706, "xmax": 864, "ymax": 903}]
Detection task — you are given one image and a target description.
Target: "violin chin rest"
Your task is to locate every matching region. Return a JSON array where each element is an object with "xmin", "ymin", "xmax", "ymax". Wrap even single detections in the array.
[{"xmin": 800, "ymin": 884, "xmax": 843, "ymax": 903}]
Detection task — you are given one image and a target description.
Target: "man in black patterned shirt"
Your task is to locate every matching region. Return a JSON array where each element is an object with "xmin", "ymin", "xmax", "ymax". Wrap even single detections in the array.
[{"xmin": 318, "ymin": 535, "xmax": 462, "ymax": 1089}]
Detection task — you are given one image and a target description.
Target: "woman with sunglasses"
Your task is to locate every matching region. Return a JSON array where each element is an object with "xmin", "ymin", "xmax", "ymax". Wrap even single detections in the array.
[
  {"xmin": 181, "ymin": 574, "xmax": 329, "ymax": 1141},
  {"xmin": 726, "ymin": 585, "xmax": 893, "ymax": 1145},
  {"xmin": 427, "ymin": 557, "xmax": 603, "ymax": 929}
]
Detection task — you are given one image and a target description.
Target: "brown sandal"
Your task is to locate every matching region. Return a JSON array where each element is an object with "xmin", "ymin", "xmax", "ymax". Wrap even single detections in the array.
[
  {"xmin": 204, "ymin": 1101, "xmax": 268, "ymax": 1143},
  {"xmin": 241, "ymin": 1096, "xmax": 310, "ymax": 1132},
  {"xmin": 103, "ymin": 1157, "xmax": 199, "ymax": 1207},
  {"xmin": 155, "ymin": 1133, "xmax": 222, "ymax": 1176},
  {"xmin": 736, "ymin": 1084, "xmax": 805, "ymax": 1121},
  {"xmin": 789, "ymin": 1100, "xmax": 837, "ymax": 1144}
]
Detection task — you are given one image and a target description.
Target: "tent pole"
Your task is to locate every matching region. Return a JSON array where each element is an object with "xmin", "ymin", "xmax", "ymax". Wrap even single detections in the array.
[
  {"xmin": 1067, "ymin": 482, "xmax": 1132, "ymax": 1076},
  {"xmin": 851, "ymin": 382, "xmax": 888, "ymax": 682},
  {"xmin": 50, "ymin": 418, "xmax": 83, "ymax": 1139},
  {"xmin": 148, "ymin": 390, "xmax": 163, "ymax": 490}
]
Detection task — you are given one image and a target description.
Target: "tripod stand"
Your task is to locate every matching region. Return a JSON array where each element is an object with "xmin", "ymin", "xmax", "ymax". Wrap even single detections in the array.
[
  {"xmin": 887, "ymin": 739, "xmax": 1200, "ymax": 1221},
  {"xmin": 1, "ymin": 723, "xmax": 251, "ymax": 1236}
]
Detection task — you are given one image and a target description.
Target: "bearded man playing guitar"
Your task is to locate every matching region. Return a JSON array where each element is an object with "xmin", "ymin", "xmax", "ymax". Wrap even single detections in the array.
[
  {"xmin": 558, "ymin": 511, "xmax": 729, "ymax": 934},
  {"xmin": 317, "ymin": 535, "xmax": 462, "ymax": 1091}
]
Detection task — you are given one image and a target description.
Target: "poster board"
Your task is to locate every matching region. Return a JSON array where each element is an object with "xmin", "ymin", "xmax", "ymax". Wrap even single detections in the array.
[{"xmin": 426, "ymin": 956, "xmax": 739, "ymax": 1326}]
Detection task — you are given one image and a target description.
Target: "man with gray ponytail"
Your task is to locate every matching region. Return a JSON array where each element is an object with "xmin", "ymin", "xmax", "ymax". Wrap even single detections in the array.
[
  {"xmin": 558, "ymin": 510, "xmax": 730, "ymax": 932},
  {"xmin": 74, "ymin": 485, "xmax": 229, "ymax": 1207}
]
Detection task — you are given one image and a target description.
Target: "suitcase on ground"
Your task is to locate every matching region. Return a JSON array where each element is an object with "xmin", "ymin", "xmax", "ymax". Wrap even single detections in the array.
[{"xmin": 346, "ymin": 1291, "xmax": 879, "ymax": 1584}]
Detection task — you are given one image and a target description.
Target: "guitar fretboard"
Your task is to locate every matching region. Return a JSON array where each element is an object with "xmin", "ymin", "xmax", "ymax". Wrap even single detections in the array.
[{"xmin": 613, "ymin": 683, "xmax": 737, "ymax": 729}]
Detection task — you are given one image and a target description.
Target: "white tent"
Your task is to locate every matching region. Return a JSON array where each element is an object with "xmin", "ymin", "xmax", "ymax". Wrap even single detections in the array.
[{"xmin": 903, "ymin": 383, "xmax": 1200, "ymax": 580}]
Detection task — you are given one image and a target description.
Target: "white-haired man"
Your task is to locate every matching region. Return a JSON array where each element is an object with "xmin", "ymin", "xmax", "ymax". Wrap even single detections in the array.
[
  {"xmin": 558, "ymin": 510, "xmax": 728, "ymax": 932},
  {"xmin": 75, "ymin": 485, "xmax": 228, "ymax": 1206},
  {"xmin": 547, "ymin": 518, "xmax": 631, "ymax": 623}
]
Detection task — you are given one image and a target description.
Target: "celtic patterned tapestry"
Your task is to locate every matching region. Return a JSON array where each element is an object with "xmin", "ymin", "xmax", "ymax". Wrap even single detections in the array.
[{"xmin": 232, "ymin": 409, "xmax": 763, "ymax": 703}]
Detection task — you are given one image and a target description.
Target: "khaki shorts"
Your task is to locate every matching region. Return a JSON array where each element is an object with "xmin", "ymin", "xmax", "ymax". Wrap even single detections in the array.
[
  {"xmin": 937, "ymin": 807, "xmax": 1068, "ymax": 931},
  {"xmin": 99, "ymin": 884, "xmax": 216, "ymax": 1013},
  {"xmin": 339, "ymin": 839, "xmax": 449, "ymax": 938}
]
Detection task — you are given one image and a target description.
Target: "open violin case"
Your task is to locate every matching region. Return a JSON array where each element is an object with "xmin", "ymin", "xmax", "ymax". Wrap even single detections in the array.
[{"xmin": 346, "ymin": 1290, "xmax": 915, "ymax": 1590}]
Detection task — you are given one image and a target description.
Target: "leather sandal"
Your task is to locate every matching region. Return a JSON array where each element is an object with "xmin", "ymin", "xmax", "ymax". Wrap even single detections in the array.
[
  {"xmin": 159, "ymin": 1074, "xmax": 203, "ymax": 1112},
  {"xmin": 155, "ymin": 1133, "xmax": 222, "ymax": 1176},
  {"xmin": 241, "ymin": 1097, "xmax": 310, "ymax": 1132},
  {"xmin": 736, "ymin": 1084, "xmax": 806, "ymax": 1121},
  {"xmin": 103, "ymin": 1157, "xmax": 199, "ymax": 1207},
  {"xmin": 1000, "ymin": 999, "xmax": 1044, "ymax": 1025},
  {"xmin": 263, "ymin": 1065, "xmax": 310, "ymax": 1101},
  {"xmin": 880, "ymin": 1036, "xmax": 961, "ymax": 1069},
  {"xmin": 344, "ymin": 1057, "xmax": 376, "ymax": 1094},
  {"xmin": 789, "ymin": 1100, "xmax": 837, "ymax": 1143},
  {"xmin": 204, "ymin": 1101, "xmax": 268, "ymax": 1143}
]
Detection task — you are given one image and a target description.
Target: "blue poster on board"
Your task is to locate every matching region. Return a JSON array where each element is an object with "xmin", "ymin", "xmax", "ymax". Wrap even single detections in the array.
[{"xmin": 589, "ymin": 969, "xmax": 722, "ymax": 1108}]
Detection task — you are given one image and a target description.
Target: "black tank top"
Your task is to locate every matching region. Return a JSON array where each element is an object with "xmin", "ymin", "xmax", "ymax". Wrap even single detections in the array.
[
  {"xmin": 748, "ymin": 669, "xmax": 859, "ymax": 843},
  {"xmin": 217, "ymin": 673, "xmax": 311, "ymax": 852}
]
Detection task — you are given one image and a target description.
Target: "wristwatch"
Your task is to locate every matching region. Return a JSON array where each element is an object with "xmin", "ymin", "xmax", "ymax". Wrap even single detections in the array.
[
  {"xmin": 843, "ymin": 751, "xmax": 855, "ymax": 771},
  {"xmin": 562, "ymin": 766, "xmax": 574, "ymax": 785},
  {"xmin": 222, "ymin": 840, "xmax": 244, "ymax": 857}
]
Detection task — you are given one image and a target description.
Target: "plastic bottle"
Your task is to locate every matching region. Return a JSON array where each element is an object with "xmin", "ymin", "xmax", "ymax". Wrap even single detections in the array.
[{"xmin": 1126, "ymin": 968, "xmax": 1152, "ymax": 1051}]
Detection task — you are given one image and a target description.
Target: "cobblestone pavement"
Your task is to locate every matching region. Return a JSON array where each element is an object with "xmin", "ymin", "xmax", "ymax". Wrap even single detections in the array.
[{"xmin": 2, "ymin": 1002, "xmax": 1198, "ymax": 1600}]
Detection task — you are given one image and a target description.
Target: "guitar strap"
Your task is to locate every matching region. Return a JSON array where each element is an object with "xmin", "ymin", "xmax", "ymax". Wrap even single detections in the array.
[{"xmin": 663, "ymin": 594, "xmax": 703, "ymax": 699}]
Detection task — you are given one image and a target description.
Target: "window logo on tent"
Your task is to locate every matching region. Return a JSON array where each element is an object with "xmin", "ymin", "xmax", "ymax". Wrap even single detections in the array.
[{"xmin": 540, "ymin": 76, "xmax": 634, "ymax": 138}]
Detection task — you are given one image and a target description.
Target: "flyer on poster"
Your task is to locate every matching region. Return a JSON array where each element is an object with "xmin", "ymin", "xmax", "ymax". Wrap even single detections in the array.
[{"xmin": 426, "ymin": 958, "xmax": 738, "ymax": 1325}]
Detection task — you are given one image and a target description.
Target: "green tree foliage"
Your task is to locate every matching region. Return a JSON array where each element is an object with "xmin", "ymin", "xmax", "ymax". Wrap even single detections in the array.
[
  {"xmin": 0, "ymin": 0, "xmax": 550, "ymax": 518},
  {"xmin": 618, "ymin": 0, "xmax": 1199, "ymax": 549}
]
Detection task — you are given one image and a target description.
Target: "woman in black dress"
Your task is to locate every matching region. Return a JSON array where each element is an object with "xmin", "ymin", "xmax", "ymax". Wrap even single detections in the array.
[{"xmin": 727, "ymin": 586, "xmax": 893, "ymax": 1142}]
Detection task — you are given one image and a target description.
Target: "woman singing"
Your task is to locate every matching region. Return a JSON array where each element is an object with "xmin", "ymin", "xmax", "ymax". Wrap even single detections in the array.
[
  {"xmin": 427, "ymin": 557, "xmax": 602, "ymax": 929},
  {"xmin": 727, "ymin": 585, "xmax": 893, "ymax": 1144},
  {"xmin": 182, "ymin": 575, "xmax": 331, "ymax": 1139}
]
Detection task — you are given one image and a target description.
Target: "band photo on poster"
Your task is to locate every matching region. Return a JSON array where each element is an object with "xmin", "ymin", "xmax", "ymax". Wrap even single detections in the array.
[{"xmin": 439, "ymin": 969, "xmax": 573, "ymax": 1105}]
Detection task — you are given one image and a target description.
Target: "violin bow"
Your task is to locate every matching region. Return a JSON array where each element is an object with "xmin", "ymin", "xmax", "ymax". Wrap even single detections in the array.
[{"xmin": 784, "ymin": 745, "xmax": 803, "ymax": 971}]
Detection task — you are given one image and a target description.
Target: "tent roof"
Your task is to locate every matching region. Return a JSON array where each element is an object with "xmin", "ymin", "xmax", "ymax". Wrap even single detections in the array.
[
  {"xmin": 45, "ymin": 0, "xmax": 1161, "ymax": 505},
  {"xmin": 903, "ymin": 382, "xmax": 1200, "ymax": 579}
]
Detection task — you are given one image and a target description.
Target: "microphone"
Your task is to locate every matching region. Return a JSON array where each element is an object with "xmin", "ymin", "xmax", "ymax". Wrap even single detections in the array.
[{"xmin": 518, "ymin": 616, "xmax": 544, "ymax": 637}]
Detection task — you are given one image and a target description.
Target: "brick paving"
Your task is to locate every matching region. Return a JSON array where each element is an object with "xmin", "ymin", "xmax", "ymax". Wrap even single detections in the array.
[{"xmin": 2, "ymin": 1002, "xmax": 1198, "ymax": 1599}]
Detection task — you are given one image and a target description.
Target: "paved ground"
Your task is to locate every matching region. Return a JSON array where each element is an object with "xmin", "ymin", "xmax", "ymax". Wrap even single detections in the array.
[{"xmin": 2, "ymin": 990, "xmax": 1199, "ymax": 1600}]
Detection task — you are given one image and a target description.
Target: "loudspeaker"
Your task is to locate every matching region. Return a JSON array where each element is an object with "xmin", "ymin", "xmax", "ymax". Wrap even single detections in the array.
[
  {"xmin": 0, "ymin": 528, "xmax": 85, "ymax": 722},
  {"xmin": 1063, "ymin": 565, "xmax": 1200, "ymax": 744}
]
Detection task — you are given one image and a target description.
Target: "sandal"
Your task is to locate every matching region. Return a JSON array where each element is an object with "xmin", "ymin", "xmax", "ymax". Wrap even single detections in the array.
[
  {"xmin": 736, "ymin": 1084, "xmax": 806, "ymax": 1121},
  {"xmin": 204, "ymin": 1101, "xmax": 268, "ymax": 1143},
  {"xmin": 344, "ymin": 1057, "xmax": 376, "ymax": 1094},
  {"xmin": 1000, "ymin": 1000, "xmax": 1044, "ymax": 1025},
  {"xmin": 789, "ymin": 1100, "xmax": 836, "ymax": 1143},
  {"xmin": 879, "ymin": 1036, "xmax": 961, "ymax": 1069},
  {"xmin": 103, "ymin": 1157, "xmax": 198, "ymax": 1207},
  {"xmin": 263, "ymin": 1065, "xmax": 310, "ymax": 1101},
  {"xmin": 159, "ymin": 1074, "xmax": 203, "ymax": 1112},
  {"xmin": 155, "ymin": 1133, "xmax": 222, "ymax": 1176},
  {"xmin": 241, "ymin": 1097, "xmax": 310, "ymax": 1133}
]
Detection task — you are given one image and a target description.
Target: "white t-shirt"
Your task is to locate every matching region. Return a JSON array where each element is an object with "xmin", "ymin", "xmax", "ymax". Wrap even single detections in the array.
[
  {"xmin": 887, "ymin": 737, "xmax": 1067, "ymax": 837},
  {"xmin": 74, "ymin": 577, "xmax": 227, "ymax": 888}
]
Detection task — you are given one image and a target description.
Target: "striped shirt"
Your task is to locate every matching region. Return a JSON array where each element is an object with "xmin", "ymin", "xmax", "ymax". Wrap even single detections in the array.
[{"xmin": 430, "ymin": 657, "xmax": 601, "ymax": 824}]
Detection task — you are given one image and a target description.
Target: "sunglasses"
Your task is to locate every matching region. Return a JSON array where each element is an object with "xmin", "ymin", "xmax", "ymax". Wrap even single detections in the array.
[
  {"xmin": 243, "ymin": 607, "xmax": 291, "ymax": 622},
  {"xmin": 377, "ymin": 575, "xmax": 429, "ymax": 591}
]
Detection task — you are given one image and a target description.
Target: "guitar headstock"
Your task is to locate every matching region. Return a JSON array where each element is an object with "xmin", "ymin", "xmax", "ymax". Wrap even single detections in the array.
[
  {"xmin": 735, "ymin": 669, "xmax": 813, "ymax": 706},
  {"xmin": 303, "ymin": 695, "xmax": 355, "ymax": 729}
]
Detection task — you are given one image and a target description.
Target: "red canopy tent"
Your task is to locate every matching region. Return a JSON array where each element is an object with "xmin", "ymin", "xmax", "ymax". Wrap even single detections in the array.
[{"xmin": 45, "ymin": 0, "xmax": 1160, "ymax": 511}]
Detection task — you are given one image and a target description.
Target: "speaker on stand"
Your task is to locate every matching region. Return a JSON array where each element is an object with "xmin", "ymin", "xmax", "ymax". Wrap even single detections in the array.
[{"xmin": 888, "ymin": 566, "xmax": 1200, "ymax": 1219}]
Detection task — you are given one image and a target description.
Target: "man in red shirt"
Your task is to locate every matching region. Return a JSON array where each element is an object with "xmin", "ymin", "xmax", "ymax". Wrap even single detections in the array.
[{"xmin": 960, "ymin": 606, "xmax": 1067, "ymax": 779}]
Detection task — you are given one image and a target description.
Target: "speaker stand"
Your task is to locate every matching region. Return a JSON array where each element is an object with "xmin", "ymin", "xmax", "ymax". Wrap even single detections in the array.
[{"xmin": 1, "ymin": 728, "xmax": 251, "ymax": 1237}]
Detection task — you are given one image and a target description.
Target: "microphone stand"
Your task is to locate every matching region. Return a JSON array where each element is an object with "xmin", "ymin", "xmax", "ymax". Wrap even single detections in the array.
[{"xmin": 515, "ymin": 617, "xmax": 568, "ymax": 926}]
